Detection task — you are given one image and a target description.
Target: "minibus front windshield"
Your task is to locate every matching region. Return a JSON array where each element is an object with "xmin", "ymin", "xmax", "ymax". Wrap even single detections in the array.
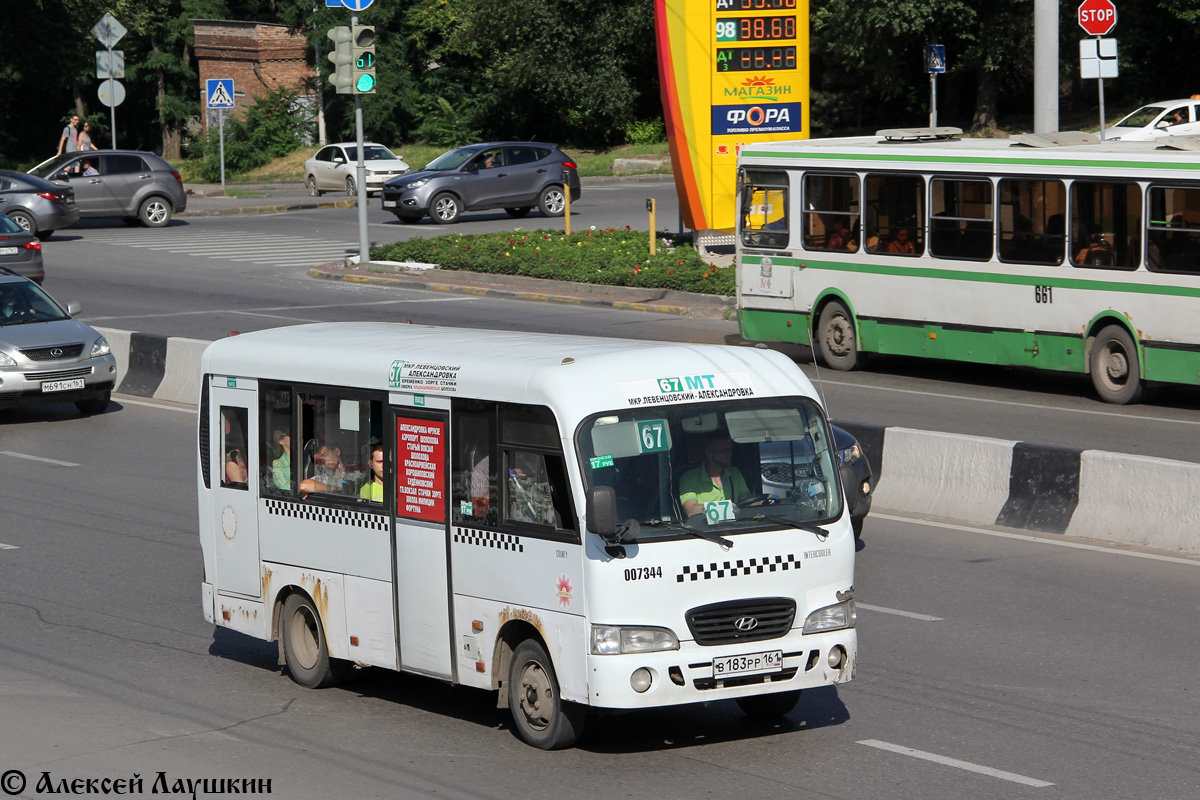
[{"xmin": 577, "ymin": 398, "xmax": 843, "ymax": 542}]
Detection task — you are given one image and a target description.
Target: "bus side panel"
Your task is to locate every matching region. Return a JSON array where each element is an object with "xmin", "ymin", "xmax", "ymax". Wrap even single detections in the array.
[
  {"xmin": 738, "ymin": 308, "xmax": 811, "ymax": 346},
  {"xmin": 1143, "ymin": 344, "xmax": 1200, "ymax": 385},
  {"xmin": 261, "ymin": 563, "xmax": 349, "ymax": 661},
  {"xmin": 214, "ymin": 595, "xmax": 268, "ymax": 640},
  {"xmin": 344, "ymin": 575, "xmax": 397, "ymax": 670},
  {"xmin": 450, "ymin": 531, "xmax": 587, "ymax": 702},
  {"xmin": 452, "ymin": 595, "xmax": 589, "ymax": 704},
  {"xmin": 258, "ymin": 500, "xmax": 391, "ymax": 583}
]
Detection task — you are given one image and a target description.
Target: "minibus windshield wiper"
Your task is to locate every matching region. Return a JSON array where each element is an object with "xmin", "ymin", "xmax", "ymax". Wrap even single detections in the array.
[
  {"xmin": 679, "ymin": 517, "xmax": 734, "ymax": 549},
  {"xmin": 749, "ymin": 513, "xmax": 830, "ymax": 539}
]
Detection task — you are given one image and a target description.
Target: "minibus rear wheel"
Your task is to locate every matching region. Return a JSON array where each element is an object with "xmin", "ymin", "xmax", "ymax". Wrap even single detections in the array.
[
  {"xmin": 281, "ymin": 593, "xmax": 344, "ymax": 689},
  {"xmin": 507, "ymin": 639, "xmax": 585, "ymax": 749}
]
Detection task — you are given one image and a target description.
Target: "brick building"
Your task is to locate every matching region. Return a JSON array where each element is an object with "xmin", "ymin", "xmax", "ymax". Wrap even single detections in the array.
[{"xmin": 193, "ymin": 20, "xmax": 318, "ymax": 137}]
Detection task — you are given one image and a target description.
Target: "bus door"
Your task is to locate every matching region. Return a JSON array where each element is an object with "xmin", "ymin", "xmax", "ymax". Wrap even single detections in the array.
[
  {"xmin": 391, "ymin": 404, "xmax": 454, "ymax": 680},
  {"xmin": 210, "ymin": 378, "xmax": 261, "ymax": 599}
]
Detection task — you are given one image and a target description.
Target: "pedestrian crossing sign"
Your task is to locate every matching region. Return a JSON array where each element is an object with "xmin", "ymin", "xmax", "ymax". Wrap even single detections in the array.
[{"xmin": 206, "ymin": 79, "xmax": 234, "ymax": 109}]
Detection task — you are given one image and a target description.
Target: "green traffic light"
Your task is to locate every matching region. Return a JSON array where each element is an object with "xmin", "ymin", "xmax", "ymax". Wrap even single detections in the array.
[{"xmin": 355, "ymin": 74, "xmax": 376, "ymax": 92}]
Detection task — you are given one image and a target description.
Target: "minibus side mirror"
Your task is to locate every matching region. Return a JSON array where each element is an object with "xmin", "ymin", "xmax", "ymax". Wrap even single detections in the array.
[{"xmin": 586, "ymin": 485, "xmax": 640, "ymax": 544}]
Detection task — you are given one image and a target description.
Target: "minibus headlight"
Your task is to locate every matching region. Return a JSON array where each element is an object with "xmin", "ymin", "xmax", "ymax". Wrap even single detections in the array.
[
  {"xmin": 590, "ymin": 625, "xmax": 679, "ymax": 655},
  {"xmin": 803, "ymin": 600, "xmax": 856, "ymax": 634}
]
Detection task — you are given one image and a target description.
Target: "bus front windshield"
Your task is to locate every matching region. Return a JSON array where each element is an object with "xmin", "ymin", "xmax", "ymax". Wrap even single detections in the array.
[{"xmin": 578, "ymin": 399, "xmax": 843, "ymax": 541}]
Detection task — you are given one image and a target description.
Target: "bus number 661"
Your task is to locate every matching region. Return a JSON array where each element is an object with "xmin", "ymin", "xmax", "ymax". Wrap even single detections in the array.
[{"xmin": 1034, "ymin": 286, "xmax": 1054, "ymax": 304}]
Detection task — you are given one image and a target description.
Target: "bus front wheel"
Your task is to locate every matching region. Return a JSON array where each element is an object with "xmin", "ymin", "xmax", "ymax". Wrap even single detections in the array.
[
  {"xmin": 281, "ymin": 593, "xmax": 344, "ymax": 689},
  {"xmin": 1089, "ymin": 326, "xmax": 1144, "ymax": 405},
  {"xmin": 507, "ymin": 639, "xmax": 585, "ymax": 749},
  {"xmin": 817, "ymin": 301, "xmax": 861, "ymax": 371}
]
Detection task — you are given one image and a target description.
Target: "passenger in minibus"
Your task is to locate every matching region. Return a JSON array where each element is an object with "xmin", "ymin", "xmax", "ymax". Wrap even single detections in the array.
[
  {"xmin": 359, "ymin": 441, "xmax": 384, "ymax": 502},
  {"xmin": 300, "ymin": 442, "xmax": 347, "ymax": 496},
  {"xmin": 271, "ymin": 430, "xmax": 292, "ymax": 490}
]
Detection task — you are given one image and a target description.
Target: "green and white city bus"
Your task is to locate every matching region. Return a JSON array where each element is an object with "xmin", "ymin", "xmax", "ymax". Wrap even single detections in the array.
[{"xmin": 734, "ymin": 128, "xmax": 1200, "ymax": 403}]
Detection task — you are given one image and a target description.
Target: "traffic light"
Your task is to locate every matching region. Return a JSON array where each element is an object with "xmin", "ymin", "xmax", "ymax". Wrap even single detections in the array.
[
  {"xmin": 326, "ymin": 26, "xmax": 354, "ymax": 94},
  {"xmin": 351, "ymin": 25, "xmax": 377, "ymax": 94}
]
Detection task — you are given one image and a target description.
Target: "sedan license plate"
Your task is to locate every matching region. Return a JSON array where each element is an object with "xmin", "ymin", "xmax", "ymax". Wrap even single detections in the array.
[
  {"xmin": 0, "ymin": 247, "xmax": 17, "ymax": 256},
  {"xmin": 41, "ymin": 378, "xmax": 85, "ymax": 393},
  {"xmin": 382, "ymin": 200, "xmax": 397, "ymax": 208},
  {"xmin": 713, "ymin": 650, "xmax": 783, "ymax": 678}
]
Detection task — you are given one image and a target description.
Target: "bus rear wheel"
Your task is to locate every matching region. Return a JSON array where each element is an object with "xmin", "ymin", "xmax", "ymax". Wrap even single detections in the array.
[
  {"xmin": 507, "ymin": 639, "xmax": 585, "ymax": 749},
  {"xmin": 281, "ymin": 593, "xmax": 344, "ymax": 689},
  {"xmin": 817, "ymin": 301, "xmax": 861, "ymax": 371},
  {"xmin": 1090, "ymin": 326, "xmax": 1144, "ymax": 405},
  {"xmin": 736, "ymin": 689, "xmax": 802, "ymax": 719}
]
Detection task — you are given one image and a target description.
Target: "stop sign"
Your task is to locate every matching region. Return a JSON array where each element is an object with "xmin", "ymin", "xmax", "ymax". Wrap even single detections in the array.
[{"xmin": 1079, "ymin": 0, "xmax": 1117, "ymax": 36}]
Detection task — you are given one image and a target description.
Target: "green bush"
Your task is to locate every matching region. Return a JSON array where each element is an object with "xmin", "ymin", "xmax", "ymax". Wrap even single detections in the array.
[
  {"xmin": 185, "ymin": 87, "xmax": 314, "ymax": 182},
  {"xmin": 624, "ymin": 117, "xmax": 666, "ymax": 145},
  {"xmin": 370, "ymin": 228, "xmax": 734, "ymax": 295}
]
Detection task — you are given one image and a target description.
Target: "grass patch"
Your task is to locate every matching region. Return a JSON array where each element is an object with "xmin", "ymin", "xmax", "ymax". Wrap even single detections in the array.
[{"xmin": 370, "ymin": 227, "xmax": 732, "ymax": 296}]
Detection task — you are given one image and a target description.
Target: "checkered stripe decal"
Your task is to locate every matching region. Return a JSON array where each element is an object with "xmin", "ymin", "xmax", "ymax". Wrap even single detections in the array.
[
  {"xmin": 265, "ymin": 499, "xmax": 389, "ymax": 531},
  {"xmin": 454, "ymin": 527, "xmax": 524, "ymax": 553},
  {"xmin": 677, "ymin": 554, "xmax": 798, "ymax": 582}
]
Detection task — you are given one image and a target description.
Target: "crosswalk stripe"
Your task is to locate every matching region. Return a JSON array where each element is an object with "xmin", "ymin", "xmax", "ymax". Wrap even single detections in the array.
[{"xmin": 77, "ymin": 231, "xmax": 358, "ymax": 268}]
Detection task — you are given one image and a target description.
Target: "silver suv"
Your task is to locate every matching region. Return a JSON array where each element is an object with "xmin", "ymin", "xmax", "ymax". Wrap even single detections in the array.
[
  {"xmin": 0, "ymin": 270, "xmax": 117, "ymax": 414},
  {"xmin": 29, "ymin": 150, "xmax": 187, "ymax": 228},
  {"xmin": 381, "ymin": 142, "xmax": 580, "ymax": 224}
]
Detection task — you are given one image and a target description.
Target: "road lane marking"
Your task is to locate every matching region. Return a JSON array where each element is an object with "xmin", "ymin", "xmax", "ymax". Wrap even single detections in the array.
[
  {"xmin": 0, "ymin": 543, "xmax": 19, "ymax": 550},
  {"xmin": 875, "ymin": 513, "xmax": 1200, "ymax": 567},
  {"xmin": 856, "ymin": 603, "xmax": 943, "ymax": 621},
  {"xmin": 857, "ymin": 740, "xmax": 1054, "ymax": 788},
  {"xmin": 0, "ymin": 451, "xmax": 79, "ymax": 467},
  {"xmin": 116, "ymin": 397, "xmax": 196, "ymax": 414}
]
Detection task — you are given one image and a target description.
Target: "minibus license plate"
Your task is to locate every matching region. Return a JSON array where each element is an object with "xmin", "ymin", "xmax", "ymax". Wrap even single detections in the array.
[
  {"xmin": 42, "ymin": 379, "xmax": 85, "ymax": 393},
  {"xmin": 713, "ymin": 650, "xmax": 783, "ymax": 678}
]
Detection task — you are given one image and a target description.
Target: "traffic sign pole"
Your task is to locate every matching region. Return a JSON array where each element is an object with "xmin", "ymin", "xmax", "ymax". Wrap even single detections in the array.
[
  {"xmin": 352, "ymin": 12, "xmax": 369, "ymax": 267},
  {"xmin": 1078, "ymin": 0, "xmax": 1118, "ymax": 139},
  {"xmin": 109, "ymin": 47, "xmax": 117, "ymax": 147}
]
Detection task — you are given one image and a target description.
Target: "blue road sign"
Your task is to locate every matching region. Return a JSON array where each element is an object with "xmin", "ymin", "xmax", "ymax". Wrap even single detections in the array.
[
  {"xmin": 926, "ymin": 44, "xmax": 946, "ymax": 74},
  {"xmin": 327, "ymin": 0, "xmax": 375, "ymax": 9},
  {"xmin": 206, "ymin": 78, "xmax": 234, "ymax": 109}
]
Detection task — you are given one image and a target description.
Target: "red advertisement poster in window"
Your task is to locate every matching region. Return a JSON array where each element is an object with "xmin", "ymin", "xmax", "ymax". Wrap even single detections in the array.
[{"xmin": 396, "ymin": 417, "xmax": 446, "ymax": 522}]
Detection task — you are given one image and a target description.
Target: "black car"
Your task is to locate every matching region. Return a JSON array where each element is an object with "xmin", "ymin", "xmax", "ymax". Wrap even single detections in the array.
[
  {"xmin": 381, "ymin": 141, "xmax": 581, "ymax": 224},
  {"xmin": 760, "ymin": 425, "xmax": 874, "ymax": 537},
  {"xmin": 0, "ymin": 215, "xmax": 44, "ymax": 284},
  {"xmin": 0, "ymin": 170, "xmax": 78, "ymax": 238}
]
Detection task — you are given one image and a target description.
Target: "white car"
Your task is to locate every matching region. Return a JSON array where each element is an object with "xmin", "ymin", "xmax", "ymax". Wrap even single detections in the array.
[
  {"xmin": 304, "ymin": 142, "xmax": 410, "ymax": 196},
  {"xmin": 1106, "ymin": 98, "xmax": 1200, "ymax": 141}
]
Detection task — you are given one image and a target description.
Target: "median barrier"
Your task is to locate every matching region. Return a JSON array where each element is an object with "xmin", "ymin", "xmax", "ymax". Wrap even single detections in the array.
[{"xmin": 96, "ymin": 327, "xmax": 1200, "ymax": 555}]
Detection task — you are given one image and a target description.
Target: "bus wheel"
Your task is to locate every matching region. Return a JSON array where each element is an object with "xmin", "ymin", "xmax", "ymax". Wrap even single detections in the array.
[
  {"xmin": 1089, "ymin": 326, "xmax": 1144, "ymax": 405},
  {"xmin": 817, "ymin": 301, "xmax": 860, "ymax": 370},
  {"xmin": 281, "ymin": 593, "xmax": 344, "ymax": 689},
  {"xmin": 507, "ymin": 639, "xmax": 585, "ymax": 749},
  {"xmin": 736, "ymin": 689, "xmax": 801, "ymax": 719}
]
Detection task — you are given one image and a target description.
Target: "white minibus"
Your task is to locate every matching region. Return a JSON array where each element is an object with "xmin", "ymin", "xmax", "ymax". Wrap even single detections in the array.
[{"xmin": 197, "ymin": 323, "xmax": 856, "ymax": 748}]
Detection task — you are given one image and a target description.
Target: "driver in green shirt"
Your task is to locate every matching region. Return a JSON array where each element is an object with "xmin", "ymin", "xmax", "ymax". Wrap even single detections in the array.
[{"xmin": 679, "ymin": 432, "xmax": 751, "ymax": 518}]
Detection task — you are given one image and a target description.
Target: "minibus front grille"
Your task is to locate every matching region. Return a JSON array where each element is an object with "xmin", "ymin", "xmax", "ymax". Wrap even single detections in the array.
[
  {"xmin": 693, "ymin": 666, "xmax": 799, "ymax": 690},
  {"xmin": 685, "ymin": 597, "xmax": 796, "ymax": 645}
]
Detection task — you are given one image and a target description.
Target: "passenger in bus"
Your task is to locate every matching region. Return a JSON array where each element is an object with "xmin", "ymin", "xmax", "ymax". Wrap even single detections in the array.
[
  {"xmin": 224, "ymin": 448, "xmax": 247, "ymax": 486},
  {"xmin": 300, "ymin": 442, "xmax": 347, "ymax": 496},
  {"xmin": 679, "ymin": 431, "xmax": 753, "ymax": 518},
  {"xmin": 359, "ymin": 440, "xmax": 384, "ymax": 502},
  {"xmin": 1074, "ymin": 234, "xmax": 1115, "ymax": 266},
  {"xmin": 826, "ymin": 221, "xmax": 856, "ymax": 251},
  {"xmin": 271, "ymin": 430, "xmax": 292, "ymax": 490},
  {"xmin": 886, "ymin": 228, "xmax": 915, "ymax": 255}
]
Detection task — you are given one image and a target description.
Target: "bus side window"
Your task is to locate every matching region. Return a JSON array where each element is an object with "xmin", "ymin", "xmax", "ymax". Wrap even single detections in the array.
[
  {"xmin": 260, "ymin": 384, "xmax": 294, "ymax": 495},
  {"xmin": 1070, "ymin": 181, "xmax": 1141, "ymax": 270},
  {"xmin": 452, "ymin": 405, "xmax": 497, "ymax": 527},
  {"xmin": 998, "ymin": 179, "xmax": 1066, "ymax": 265},
  {"xmin": 220, "ymin": 406, "xmax": 248, "ymax": 489},
  {"xmin": 740, "ymin": 169, "xmax": 789, "ymax": 248},
  {"xmin": 1147, "ymin": 185, "xmax": 1200, "ymax": 274},
  {"xmin": 865, "ymin": 173, "xmax": 925, "ymax": 256}
]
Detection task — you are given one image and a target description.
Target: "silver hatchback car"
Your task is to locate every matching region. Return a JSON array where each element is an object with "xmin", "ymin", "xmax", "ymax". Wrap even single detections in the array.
[{"xmin": 0, "ymin": 271, "xmax": 117, "ymax": 414}]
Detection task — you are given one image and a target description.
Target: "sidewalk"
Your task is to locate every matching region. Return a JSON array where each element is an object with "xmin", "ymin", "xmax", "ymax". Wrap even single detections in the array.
[{"xmin": 308, "ymin": 260, "xmax": 734, "ymax": 319}]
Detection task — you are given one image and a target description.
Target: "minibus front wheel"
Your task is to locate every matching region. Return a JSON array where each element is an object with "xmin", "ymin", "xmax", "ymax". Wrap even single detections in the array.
[{"xmin": 508, "ymin": 639, "xmax": 585, "ymax": 749}]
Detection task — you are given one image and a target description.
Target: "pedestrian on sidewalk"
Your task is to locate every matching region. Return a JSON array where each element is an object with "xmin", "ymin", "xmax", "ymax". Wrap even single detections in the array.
[
  {"xmin": 78, "ymin": 121, "xmax": 96, "ymax": 151},
  {"xmin": 57, "ymin": 114, "xmax": 80, "ymax": 156}
]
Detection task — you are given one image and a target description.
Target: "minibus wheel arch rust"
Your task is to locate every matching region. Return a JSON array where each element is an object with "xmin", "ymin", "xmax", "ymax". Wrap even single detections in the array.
[
  {"xmin": 1084, "ymin": 312, "xmax": 1145, "ymax": 404},
  {"xmin": 492, "ymin": 618, "xmax": 544, "ymax": 707},
  {"xmin": 813, "ymin": 291, "xmax": 863, "ymax": 371},
  {"xmin": 271, "ymin": 582, "xmax": 345, "ymax": 688}
]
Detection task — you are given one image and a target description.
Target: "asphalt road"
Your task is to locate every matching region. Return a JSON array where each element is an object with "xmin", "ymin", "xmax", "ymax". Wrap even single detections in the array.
[
  {"xmin": 28, "ymin": 180, "xmax": 1200, "ymax": 463},
  {"xmin": 2, "ymin": 401, "xmax": 1198, "ymax": 799}
]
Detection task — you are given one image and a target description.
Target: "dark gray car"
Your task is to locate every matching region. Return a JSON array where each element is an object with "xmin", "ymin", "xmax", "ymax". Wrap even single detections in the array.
[
  {"xmin": 29, "ymin": 150, "xmax": 187, "ymax": 228},
  {"xmin": 381, "ymin": 142, "xmax": 581, "ymax": 224},
  {"xmin": 0, "ymin": 170, "xmax": 78, "ymax": 238},
  {"xmin": 0, "ymin": 215, "xmax": 45, "ymax": 284}
]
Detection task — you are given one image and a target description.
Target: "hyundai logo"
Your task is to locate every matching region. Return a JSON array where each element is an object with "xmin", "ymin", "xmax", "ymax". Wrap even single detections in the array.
[
  {"xmin": 734, "ymin": 616, "xmax": 759, "ymax": 631},
  {"xmin": 50, "ymin": 348, "xmax": 63, "ymax": 357}
]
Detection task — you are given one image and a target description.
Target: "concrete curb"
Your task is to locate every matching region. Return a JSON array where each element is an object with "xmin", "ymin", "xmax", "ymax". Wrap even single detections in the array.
[
  {"xmin": 307, "ymin": 265, "xmax": 735, "ymax": 319},
  {"xmin": 180, "ymin": 199, "xmax": 355, "ymax": 217},
  {"xmin": 98, "ymin": 329, "xmax": 1200, "ymax": 556}
]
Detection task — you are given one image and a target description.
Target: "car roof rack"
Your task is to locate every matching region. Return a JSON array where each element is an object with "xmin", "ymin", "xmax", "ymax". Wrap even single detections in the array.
[
  {"xmin": 1156, "ymin": 135, "xmax": 1200, "ymax": 151},
  {"xmin": 876, "ymin": 127, "xmax": 963, "ymax": 142},
  {"xmin": 1008, "ymin": 131, "xmax": 1100, "ymax": 147}
]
